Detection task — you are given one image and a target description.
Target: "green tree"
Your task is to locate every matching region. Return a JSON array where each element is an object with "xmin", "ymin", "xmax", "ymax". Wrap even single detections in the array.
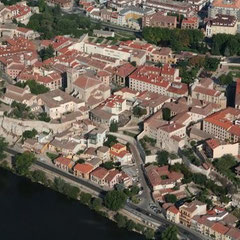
[
  {"xmin": 109, "ymin": 121, "xmax": 118, "ymax": 132},
  {"xmin": 91, "ymin": 197, "xmax": 103, "ymax": 211},
  {"xmin": 126, "ymin": 219, "xmax": 136, "ymax": 231},
  {"xmin": 114, "ymin": 213, "xmax": 127, "ymax": 228},
  {"xmin": 101, "ymin": 161, "xmax": 115, "ymax": 170},
  {"xmin": 22, "ymin": 129, "xmax": 38, "ymax": 140},
  {"xmin": 31, "ymin": 170, "xmax": 48, "ymax": 185},
  {"xmin": 134, "ymin": 223, "xmax": 145, "ymax": 233},
  {"xmin": 133, "ymin": 106, "xmax": 147, "ymax": 118},
  {"xmin": 162, "ymin": 108, "xmax": 171, "ymax": 121},
  {"xmin": 0, "ymin": 137, "xmax": 8, "ymax": 161},
  {"xmin": 52, "ymin": 177, "xmax": 66, "ymax": 193},
  {"xmin": 157, "ymin": 150, "xmax": 169, "ymax": 166},
  {"xmin": 165, "ymin": 194, "xmax": 177, "ymax": 203},
  {"xmin": 104, "ymin": 135, "xmax": 118, "ymax": 147},
  {"xmin": 15, "ymin": 152, "xmax": 36, "ymax": 175},
  {"xmin": 144, "ymin": 228, "xmax": 155, "ymax": 240},
  {"xmin": 218, "ymin": 72, "xmax": 233, "ymax": 85},
  {"xmin": 39, "ymin": 45, "xmax": 54, "ymax": 61},
  {"xmin": 161, "ymin": 225, "xmax": 179, "ymax": 240},
  {"xmin": 38, "ymin": 112, "xmax": 51, "ymax": 122},
  {"xmin": 204, "ymin": 57, "xmax": 220, "ymax": 71},
  {"xmin": 80, "ymin": 192, "xmax": 92, "ymax": 205},
  {"xmin": 38, "ymin": 0, "xmax": 46, "ymax": 12},
  {"xmin": 104, "ymin": 190, "xmax": 127, "ymax": 211}
]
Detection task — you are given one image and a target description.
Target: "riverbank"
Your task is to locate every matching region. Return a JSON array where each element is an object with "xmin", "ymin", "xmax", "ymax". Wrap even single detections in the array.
[
  {"xmin": 1, "ymin": 156, "xmax": 156, "ymax": 239},
  {"xmin": 0, "ymin": 167, "xmax": 146, "ymax": 240}
]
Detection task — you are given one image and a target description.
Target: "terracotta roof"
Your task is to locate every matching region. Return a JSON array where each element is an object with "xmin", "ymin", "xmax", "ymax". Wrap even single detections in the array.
[
  {"xmin": 74, "ymin": 163, "xmax": 93, "ymax": 174},
  {"xmin": 104, "ymin": 169, "xmax": 120, "ymax": 182},
  {"xmin": 167, "ymin": 205, "xmax": 179, "ymax": 214},
  {"xmin": 206, "ymin": 138, "xmax": 220, "ymax": 150},
  {"xmin": 211, "ymin": 222, "xmax": 229, "ymax": 235},
  {"xmin": 55, "ymin": 156, "xmax": 73, "ymax": 167},
  {"xmin": 226, "ymin": 228, "xmax": 240, "ymax": 240},
  {"xmin": 90, "ymin": 167, "xmax": 109, "ymax": 180}
]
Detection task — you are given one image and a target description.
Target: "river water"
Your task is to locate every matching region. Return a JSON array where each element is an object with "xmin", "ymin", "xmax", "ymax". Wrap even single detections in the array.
[{"xmin": 0, "ymin": 168, "xmax": 145, "ymax": 240}]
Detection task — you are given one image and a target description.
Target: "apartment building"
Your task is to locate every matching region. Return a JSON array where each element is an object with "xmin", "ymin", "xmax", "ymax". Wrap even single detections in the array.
[
  {"xmin": 142, "ymin": 11, "xmax": 177, "ymax": 28},
  {"xmin": 2, "ymin": 84, "xmax": 36, "ymax": 106},
  {"xmin": 179, "ymin": 200, "xmax": 207, "ymax": 227},
  {"xmin": 55, "ymin": 156, "xmax": 74, "ymax": 172},
  {"xmin": 166, "ymin": 206, "xmax": 180, "ymax": 224},
  {"xmin": 191, "ymin": 78, "xmax": 227, "ymax": 109},
  {"xmin": 181, "ymin": 17, "xmax": 199, "ymax": 29},
  {"xmin": 208, "ymin": 0, "xmax": 240, "ymax": 20},
  {"xmin": 118, "ymin": 6, "xmax": 154, "ymax": 26},
  {"xmin": 145, "ymin": 165, "xmax": 183, "ymax": 191},
  {"xmin": 37, "ymin": 89, "xmax": 85, "ymax": 119},
  {"xmin": 87, "ymin": 128, "xmax": 107, "ymax": 148},
  {"xmin": 108, "ymin": 0, "xmax": 143, "ymax": 9},
  {"xmin": 156, "ymin": 122, "xmax": 186, "ymax": 151},
  {"xmin": 206, "ymin": 14, "xmax": 237, "ymax": 37},
  {"xmin": 110, "ymin": 143, "xmax": 132, "ymax": 165},
  {"xmin": 205, "ymin": 138, "xmax": 239, "ymax": 158},
  {"xmin": 84, "ymin": 42, "xmax": 131, "ymax": 61},
  {"xmin": 191, "ymin": 207, "xmax": 239, "ymax": 240},
  {"xmin": 101, "ymin": 95, "xmax": 128, "ymax": 115},
  {"xmin": 113, "ymin": 62, "xmax": 136, "ymax": 86},
  {"xmin": 73, "ymin": 163, "xmax": 94, "ymax": 179},
  {"xmin": 129, "ymin": 65, "xmax": 180, "ymax": 96},
  {"xmin": 143, "ymin": 0, "xmax": 195, "ymax": 17},
  {"xmin": 150, "ymin": 47, "xmax": 177, "ymax": 64},
  {"xmin": 0, "ymin": 2, "xmax": 34, "ymax": 24},
  {"xmin": 186, "ymin": 0, "xmax": 209, "ymax": 11},
  {"xmin": 203, "ymin": 107, "xmax": 240, "ymax": 143}
]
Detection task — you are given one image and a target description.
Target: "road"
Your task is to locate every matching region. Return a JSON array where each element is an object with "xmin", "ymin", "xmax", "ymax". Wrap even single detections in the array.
[
  {"xmin": 108, "ymin": 132, "xmax": 153, "ymax": 209},
  {"xmin": 5, "ymin": 147, "xmax": 209, "ymax": 240}
]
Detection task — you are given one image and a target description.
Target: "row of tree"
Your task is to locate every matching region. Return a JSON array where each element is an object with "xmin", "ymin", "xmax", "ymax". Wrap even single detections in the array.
[{"xmin": 142, "ymin": 27, "xmax": 206, "ymax": 53}]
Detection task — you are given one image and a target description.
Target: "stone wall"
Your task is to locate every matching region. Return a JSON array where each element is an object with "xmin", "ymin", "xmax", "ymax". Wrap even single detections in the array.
[{"xmin": 0, "ymin": 116, "xmax": 74, "ymax": 136}]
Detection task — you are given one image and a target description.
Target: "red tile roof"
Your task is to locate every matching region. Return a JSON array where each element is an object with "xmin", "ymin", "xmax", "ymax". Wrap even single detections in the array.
[
  {"xmin": 55, "ymin": 156, "xmax": 73, "ymax": 166},
  {"xmin": 90, "ymin": 167, "xmax": 109, "ymax": 180},
  {"xmin": 211, "ymin": 223, "xmax": 229, "ymax": 235},
  {"xmin": 74, "ymin": 163, "xmax": 93, "ymax": 174},
  {"xmin": 167, "ymin": 205, "xmax": 179, "ymax": 215}
]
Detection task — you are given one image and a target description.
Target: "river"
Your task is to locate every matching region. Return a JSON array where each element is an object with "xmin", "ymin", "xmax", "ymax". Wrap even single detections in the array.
[{"xmin": 0, "ymin": 168, "xmax": 145, "ymax": 240}]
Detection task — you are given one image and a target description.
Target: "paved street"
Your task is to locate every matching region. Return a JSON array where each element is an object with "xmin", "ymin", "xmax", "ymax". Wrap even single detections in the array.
[{"xmin": 108, "ymin": 132, "xmax": 153, "ymax": 208}]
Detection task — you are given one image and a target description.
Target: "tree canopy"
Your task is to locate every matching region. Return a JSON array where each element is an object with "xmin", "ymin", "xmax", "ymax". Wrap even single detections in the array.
[
  {"xmin": 142, "ymin": 27, "xmax": 205, "ymax": 52},
  {"xmin": 22, "ymin": 129, "xmax": 38, "ymax": 140},
  {"xmin": 211, "ymin": 33, "xmax": 240, "ymax": 56},
  {"xmin": 26, "ymin": 3, "xmax": 100, "ymax": 39},
  {"xmin": 104, "ymin": 190, "xmax": 127, "ymax": 211},
  {"xmin": 165, "ymin": 194, "xmax": 177, "ymax": 203},
  {"xmin": 0, "ymin": 137, "xmax": 8, "ymax": 161},
  {"xmin": 156, "ymin": 150, "xmax": 169, "ymax": 166},
  {"xmin": 16, "ymin": 80, "xmax": 49, "ymax": 95},
  {"xmin": 15, "ymin": 151, "xmax": 36, "ymax": 175},
  {"xmin": 161, "ymin": 225, "xmax": 179, "ymax": 240},
  {"xmin": 39, "ymin": 45, "xmax": 54, "ymax": 61}
]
